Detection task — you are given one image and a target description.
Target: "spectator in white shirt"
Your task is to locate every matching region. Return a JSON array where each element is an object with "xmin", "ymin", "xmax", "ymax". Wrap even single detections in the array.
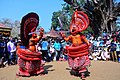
[{"xmin": 7, "ymin": 37, "xmax": 16, "ymax": 65}]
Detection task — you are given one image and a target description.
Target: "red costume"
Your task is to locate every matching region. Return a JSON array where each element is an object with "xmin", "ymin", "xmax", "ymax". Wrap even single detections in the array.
[
  {"xmin": 16, "ymin": 12, "xmax": 44, "ymax": 76},
  {"xmin": 60, "ymin": 10, "xmax": 90, "ymax": 79}
]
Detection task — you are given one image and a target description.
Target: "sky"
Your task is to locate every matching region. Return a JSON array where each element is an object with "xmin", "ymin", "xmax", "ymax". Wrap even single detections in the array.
[
  {"xmin": 0, "ymin": 0, "xmax": 65, "ymax": 32},
  {"xmin": 1, "ymin": 0, "xmax": 120, "ymax": 32}
]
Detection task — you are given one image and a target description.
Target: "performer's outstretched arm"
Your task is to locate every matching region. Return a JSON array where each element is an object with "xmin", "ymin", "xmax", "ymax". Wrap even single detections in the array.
[
  {"xmin": 64, "ymin": 36, "xmax": 72, "ymax": 42},
  {"xmin": 35, "ymin": 28, "xmax": 44, "ymax": 41},
  {"xmin": 60, "ymin": 32, "xmax": 71, "ymax": 41}
]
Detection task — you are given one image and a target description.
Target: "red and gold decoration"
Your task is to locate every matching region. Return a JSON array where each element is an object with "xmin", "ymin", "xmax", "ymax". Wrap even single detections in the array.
[
  {"xmin": 16, "ymin": 12, "xmax": 44, "ymax": 77},
  {"xmin": 70, "ymin": 10, "xmax": 89, "ymax": 34},
  {"xmin": 60, "ymin": 10, "xmax": 90, "ymax": 79}
]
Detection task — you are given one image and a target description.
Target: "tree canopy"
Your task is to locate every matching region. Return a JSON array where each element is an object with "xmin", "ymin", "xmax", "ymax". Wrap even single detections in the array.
[{"xmin": 51, "ymin": 0, "xmax": 120, "ymax": 36}]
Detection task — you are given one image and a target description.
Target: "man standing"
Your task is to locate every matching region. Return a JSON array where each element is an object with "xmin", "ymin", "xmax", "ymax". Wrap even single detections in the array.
[
  {"xmin": 7, "ymin": 37, "xmax": 16, "ymax": 65},
  {"xmin": 53, "ymin": 38, "xmax": 61, "ymax": 61},
  {"xmin": 41, "ymin": 38, "xmax": 51, "ymax": 62}
]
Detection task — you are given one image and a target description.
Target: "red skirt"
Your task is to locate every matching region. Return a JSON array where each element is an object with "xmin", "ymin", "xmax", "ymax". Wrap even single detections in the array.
[
  {"xmin": 68, "ymin": 55, "xmax": 90, "ymax": 73},
  {"xmin": 67, "ymin": 43, "xmax": 89, "ymax": 57},
  {"xmin": 17, "ymin": 48, "xmax": 44, "ymax": 76}
]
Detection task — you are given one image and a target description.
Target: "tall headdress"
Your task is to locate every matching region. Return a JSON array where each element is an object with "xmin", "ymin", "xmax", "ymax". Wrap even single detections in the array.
[
  {"xmin": 20, "ymin": 12, "xmax": 39, "ymax": 47},
  {"xmin": 70, "ymin": 10, "xmax": 89, "ymax": 34}
]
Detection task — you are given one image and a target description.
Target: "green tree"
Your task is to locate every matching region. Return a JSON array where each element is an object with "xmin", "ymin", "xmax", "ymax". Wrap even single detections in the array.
[
  {"xmin": 63, "ymin": 0, "xmax": 120, "ymax": 36},
  {"xmin": 51, "ymin": 0, "xmax": 93, "ymax": 34},
  {"xmin": 84, "ymin": 0, "xmax": 120, "ymax": 35},
  {"xmin": 51, "ymin": 10, "xmax": 70, "ymax": 31},
  {"xmin": 51, "ymin": 11, "xmax": 62, "ymax": 30}
]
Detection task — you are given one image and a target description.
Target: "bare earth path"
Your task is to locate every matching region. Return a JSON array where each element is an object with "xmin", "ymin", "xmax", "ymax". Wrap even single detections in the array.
[{"xmin": 0, "ymin": 61, "xmax": 120, "ymax": 80}]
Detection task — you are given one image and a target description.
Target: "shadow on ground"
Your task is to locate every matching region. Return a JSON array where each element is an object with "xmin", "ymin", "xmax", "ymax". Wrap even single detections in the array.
[{"xmin": 43, "ymin": 65, "xmax": 55, "ymax": 74}]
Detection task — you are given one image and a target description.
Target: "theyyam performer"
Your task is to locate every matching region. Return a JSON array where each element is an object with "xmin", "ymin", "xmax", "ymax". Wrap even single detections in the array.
[
  {"xmin": 60, "ymin": 9, "xmax": 90, "ymax": 80},
  {"xmin": 16, "ymin": 12, "xmax": 44, "ymax": 77}
]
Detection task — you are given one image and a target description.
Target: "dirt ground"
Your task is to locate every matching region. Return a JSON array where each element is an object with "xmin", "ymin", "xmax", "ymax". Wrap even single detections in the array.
[{"xmin": 0, "ymin": 60, "xmax": 120, "ymax": 80}]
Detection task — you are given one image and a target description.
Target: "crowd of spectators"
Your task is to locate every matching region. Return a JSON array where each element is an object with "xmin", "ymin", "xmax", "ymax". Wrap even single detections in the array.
[
  {"xmin": 0, "ymin": 36, "xmax": 17, "ymax": 67},
  {"xmin": 0, "ymin": 30, "xmax": 119, "ymax": 68},
  {"xmin": 87, "ymin": 30, "xmax": 120, "ymax": 62}
]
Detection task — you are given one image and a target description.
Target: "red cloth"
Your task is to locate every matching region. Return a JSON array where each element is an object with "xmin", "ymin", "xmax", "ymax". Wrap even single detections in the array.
[
  {"xmin": 67, "ymin": 43, "xmax": 89, "ymax": 57},
  {"xmin": 17, "ymin": 57, "xmax": 44, "ymax": 76},
  {"xmin": 17, "ymin": 48, "xmax": 44, "ymax": 76},
  {"xmin": 68, "ymin": 55, "xmax": 90, "ymax": 73},
  {"xmin": 17, "ymin": 48, "xmax": 41, "ymax": 60}
]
